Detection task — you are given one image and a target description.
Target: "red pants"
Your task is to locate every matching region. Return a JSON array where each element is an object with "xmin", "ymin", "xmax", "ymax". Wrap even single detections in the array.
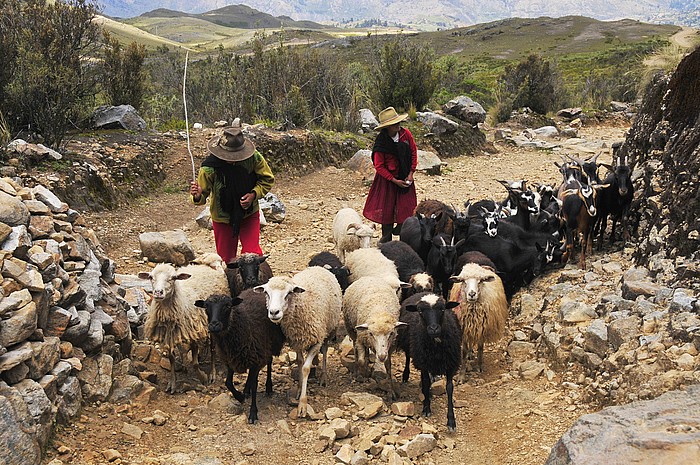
[{"xmin": 212, "ymin": 211, "xmax": 263, "ymax": 263}]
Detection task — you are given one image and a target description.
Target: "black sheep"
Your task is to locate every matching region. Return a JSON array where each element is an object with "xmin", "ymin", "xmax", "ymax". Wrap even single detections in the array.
[
  {"xmin": 397, "ymin": 292, "xmax": 462, "ymax": 431},
  {"xmin": 225, "ymin": 253, "xmax": 273, "ymax": 296},
  {"xmin": 194, "ymin": 290, "xmax": 285, "ymax": 424},
  {"xmin": 308, "ymin": 251, "xmax": 350, "ymax": 291}
]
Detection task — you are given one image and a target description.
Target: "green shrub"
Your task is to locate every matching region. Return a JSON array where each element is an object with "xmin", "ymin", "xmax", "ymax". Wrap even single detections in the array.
[
  {"xmin": 102, "ymin": 31, "xmax": 147, "ymax": 109},
  {"xmin": 497, "ymin": 54, "xmax": 565, "ymax": 116}
]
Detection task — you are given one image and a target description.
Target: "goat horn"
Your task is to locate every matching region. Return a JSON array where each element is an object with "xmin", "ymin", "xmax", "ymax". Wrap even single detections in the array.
[
  {"xmin": 591, "ymin": 152, "xmax": 601, "ymax": 163},
  {"xmin": 567, "ymin": 153, "xmax": 585, "ymax": 166},
  {"xmin": 440, "ymin": 236, "xmax": 446, "ymax": 247}
]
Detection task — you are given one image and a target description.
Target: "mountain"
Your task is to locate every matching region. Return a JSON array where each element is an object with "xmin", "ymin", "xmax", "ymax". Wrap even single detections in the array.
[{"xmin": 98, "ymin": 1, "xmax": 700, "ymax": 28}]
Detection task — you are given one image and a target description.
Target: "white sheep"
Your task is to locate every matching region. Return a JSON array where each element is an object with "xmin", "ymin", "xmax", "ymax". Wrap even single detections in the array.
[
  {"xmin": 138, "ymin": 261, "xmax": 229, "ymax": 393},
  {"xmin": 449, "ymin": 262, "xmax": 508, "ymax": 382},
  {"xmin": 344, "ymin": 247, "xmax": 400, "ymax": 287},
  {"xmin": 333, "ymin": 207, "xmax": 376, "ymax": 263},
  {"xmin": 343, "ymin": 276, "xmax": 406, "ymax": 399},
  {"xmin": 254, "ymin": 266, "xmax": 342, "ymax": 418}
]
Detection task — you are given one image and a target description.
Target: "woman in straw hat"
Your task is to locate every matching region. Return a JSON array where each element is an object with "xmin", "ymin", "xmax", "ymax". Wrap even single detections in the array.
[
  {"xmin": 362, "ymin": 107, "xmax": 418, "ymax": 243},
  {"xmin": 189, "ymin": 127, "xmax": 274, "ymax": 263}
]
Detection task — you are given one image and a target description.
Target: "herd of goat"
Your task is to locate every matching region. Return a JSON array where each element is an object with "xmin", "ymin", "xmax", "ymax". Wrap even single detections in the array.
[{"xmin": 137, "ymin": 152, "xmax": 635, "ymax": 432}]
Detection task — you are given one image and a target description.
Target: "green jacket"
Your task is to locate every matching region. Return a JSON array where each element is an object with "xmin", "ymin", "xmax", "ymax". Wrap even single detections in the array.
[{"xmin": 192, "ymin": 150, "xmax": 274, "ymax": 223}]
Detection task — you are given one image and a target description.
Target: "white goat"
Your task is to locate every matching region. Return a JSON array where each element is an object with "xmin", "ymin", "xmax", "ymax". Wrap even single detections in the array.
[
  {"xmin": 254, "ymin": 266, "xmax": 342, "ymax": 418},
  {"xmin": 343, "ymin": 276, "xmax": 406, "ymax": 399},
  {"xmin": 138, "ymin": 262, "xmax": 229, "ymax": 392},
  {"xmin": 333, "ymin": 207, "xmax": 375, "ymax": 263},
  {"xmin": 449, "ymin": 263, "xmax": 508, "ymax": 382}
]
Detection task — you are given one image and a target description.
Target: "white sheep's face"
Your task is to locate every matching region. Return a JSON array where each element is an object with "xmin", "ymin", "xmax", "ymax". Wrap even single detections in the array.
[
  {"xmin": 138, "ymin": 266, "xmax": 190, "ymax": 301},
  {"xmin": 459, "ymin": 274, "xmax": 495, "ymax": 303},
  {"xmin": 254, "ymin": 280, "xmax": 305, "ymax": 323},
  {"xmin": 347, "ymin": 223, "xmax": 375, "ymax": 248}
]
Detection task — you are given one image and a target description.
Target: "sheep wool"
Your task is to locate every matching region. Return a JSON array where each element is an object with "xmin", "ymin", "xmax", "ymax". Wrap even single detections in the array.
[
  {"xmin": 344, "ymin": 247, "xmax": 399, "ymax": 285},
  {"xmin": 333, "ymin": 207, "xmax": 375, "ymax": 263}
]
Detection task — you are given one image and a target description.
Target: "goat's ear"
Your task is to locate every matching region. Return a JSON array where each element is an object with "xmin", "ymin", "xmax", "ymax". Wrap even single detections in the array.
[
  {"xmin": 600, "ymin": 163, "xmax": 614, "ymax": 172},
  {"xmin": 252, "ymin": 285, "xmax": 265, "ymax": 294},
  {"xmin": 535, "ymin": 242, "xmax": 544, "ymax": 252},
  {"xmin": 137, "ymin": 272, "xmax": 151, "ymax": 280},
  {"xmin": 355, "ymin": 324, "xmax": 369, "ymax": 331},
  {"xmin": 454, "ymin": 239, "xmax": 465, "ymax": 249},
  {"xmin": 404, "ymin": 304, "xmax": 419, "ymax": 313},
  {"xmin": 395, "ymin": 321, "xmax": 408, "ymax": 328},
  {"xmin": 292, "ymin": 286, "xmax": 306, "ymax": 294},
  {"xmin": 194, "ymin": 299, "xmax": 206, "ymax": 308},
  {"xmin": 227, "ymin": 262, "xmax": 240, "ymax": 269},
  {"xmin": 175, "ymin": 273, "xmax": 191, "ymax": 280},
  {"xmin": 594, "ymin": 183, "xmax": 610, "ymax": 190},
  {"xmin": 445, "ymin": 301, "xmax": 460, "ymax": 310}
]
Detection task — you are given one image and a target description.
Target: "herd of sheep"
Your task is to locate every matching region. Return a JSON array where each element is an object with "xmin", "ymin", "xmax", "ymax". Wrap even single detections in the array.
[{"xmin": 136, "ymin": 153, "xmax": 634, "ymax": 432}]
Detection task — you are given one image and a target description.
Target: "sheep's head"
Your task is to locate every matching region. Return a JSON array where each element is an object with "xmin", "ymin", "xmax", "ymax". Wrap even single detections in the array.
[
  {"xmin": 404, "ymin": 293, "xmax": 459, "ymax": 339},
  {"xmin": 254, "ymin": 277, "xmax": 304, "ymax": 323},
  {"xmin": 356, "ymin": 314, "xmax": 406, "ymax": 362},
  {"xmin": 409, "ymin": 272, "xmax": 434, "ymax": 294},
  {"xmin": 229, "ymin": 253, "xmax": 269, "ymax": 288},
  {"xmin": 347, "ymin": 223, "xmax": 375, "ymax": 249},
  {"xmin": 450, "ymin": 263, "xmax": 497, "ymax": 303},
  {"xmin": 138, "ymin": 263, "xmax": 190, "ymax": 301},
  {"xmin": 195, "ymin": 294, "xmax": 243, "ymax": 333}
]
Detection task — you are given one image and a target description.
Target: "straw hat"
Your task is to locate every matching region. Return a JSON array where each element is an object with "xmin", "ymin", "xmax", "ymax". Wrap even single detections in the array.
[
  {"xmin": 207, "ymin": 127, "xmax": 255, "ymax": 162},
  {"xmin": 375, "ymin": 107, "xmax": 408, "ymax": 130}
]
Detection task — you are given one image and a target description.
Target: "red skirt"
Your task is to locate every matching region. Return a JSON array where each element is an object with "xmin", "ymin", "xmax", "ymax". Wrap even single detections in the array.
[{"xmin": 363, "ymin": 175, "xmax": 417, "ymax": 224}]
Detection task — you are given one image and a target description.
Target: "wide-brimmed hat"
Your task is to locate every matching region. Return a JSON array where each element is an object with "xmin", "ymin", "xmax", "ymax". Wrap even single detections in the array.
[
  {"xmin": 375, "ymin": 107, "xmax": 408, "ymax": 130},
  {"xmin": 207, "ymin": 127, "xmax": 255, "ymax": 162}
]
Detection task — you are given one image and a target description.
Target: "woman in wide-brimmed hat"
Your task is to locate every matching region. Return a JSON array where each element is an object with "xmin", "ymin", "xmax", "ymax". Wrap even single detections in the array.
[
  {"xmin": 190, "ymin": 126, "xmax": 274, "ymax": 262},
  {"xmin": 362, "ymin": 107, "xmax": 418, "ymax": 243}
]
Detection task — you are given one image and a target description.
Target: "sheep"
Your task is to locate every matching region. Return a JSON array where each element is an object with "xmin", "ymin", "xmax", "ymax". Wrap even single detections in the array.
[
  {"xmin": 343, "ymin": 276, "xmax": 406, "ymax": 399},
  {"xmin": 378, "ymin": 240, "xmax": 432, "ymax": 299},
  {"xmin": 225, "ymin": 253, "xmax": 273, "ymax": 296},
  {"xmin": 308, "ymin": 251, "xmax": 350, "ymax": 292},
  {"xmin": 254, "ymin": 266, "xmax": 342, "ymax": 418},
  {"xmin": 194, "ymin": 290, "xmax": 285, "ymax": 424},
  {"xmin": 190, "ymin": 252, "xmax": 225, "ymax": 271},
  {"xmin": 138, "ymin": 261, "xmax": 229, "ymax": 393},
  {"xmin": 344, "ymin": 247, "xmax": 401, "ymax": 289},
  {"xmin": 448, "ymin": 262, "xmax": 508, "ymax": 382},
  {"xmin": 333, "ymin": 207, "xmax": 376, "ymax": 263},
  {"xmin": 397, "ymin": 292, "xmax": 462, "ymax": 431}
]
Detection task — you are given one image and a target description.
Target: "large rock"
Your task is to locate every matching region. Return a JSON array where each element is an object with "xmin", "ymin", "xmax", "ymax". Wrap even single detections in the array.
[
  {"xmin": 443, "ymin": 96, "xmax": 486, "ymax": 125},
  {"xmin": 0, "ymin": 191, "xmax": 30, "ymax": 226},
  {"xmin": 0, "ymin": 391, "xmax": 41, "ymax": 465},
  {"xmin": 138, "ymin": 229, "xmax": 195, "ymax": 266},
  {"xmin": 258, "ymin": 192, "xmax": 286, "ymax": 223},
  {"xmin": 359, "ymin": 109, "xmax": 379, "ymax": 131},
  {"xmin": 93, "ymin": 105, "xmax": 147, "ymax": 131},
  {"xmin": 416, "ymin": 111, "xmax": 459, "ymax": 135},
  {"xmin": 545, "ymin": 384, "xmax": 700, "ymax": 464}
]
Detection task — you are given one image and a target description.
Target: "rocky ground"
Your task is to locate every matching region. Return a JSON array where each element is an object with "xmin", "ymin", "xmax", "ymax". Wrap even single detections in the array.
[{"xmin": 40, "ymin": 121, "xmax": 671, "ymax": 465}]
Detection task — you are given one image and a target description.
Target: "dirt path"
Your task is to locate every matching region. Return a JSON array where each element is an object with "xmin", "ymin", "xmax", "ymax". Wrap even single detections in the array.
[{"xmin": 47, "ymin": 124, "xmax": 627, "ymax": 465}]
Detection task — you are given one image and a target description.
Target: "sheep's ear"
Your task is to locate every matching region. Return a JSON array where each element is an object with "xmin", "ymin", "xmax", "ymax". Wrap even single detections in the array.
[
  {"xmin": 292, "ymin": 286, "xmax": 306, "ymax": 294},
  {"xmin": 231, "ymin": 297, "xmax": 243, "ymax": 306},
  {"xmin": 355, "ymin": 324, "xmax": 369, "ymax": 331},
  {"xmin": 194, "ymin": 299, "xmax": 206, "ymax": 308},
  {"xmin": 535, "ymin": 242, "xmax": 544, "ymax": 252},
  {"xmin": 449, "ymin": 276, "xmax": 463, "ymax": 283},
  {"xmin": 137, "ymin": 272, "xmax": 151, "ymax": 280},
  {"xmin": 445, "ymin": 301, "xmax": 460, "ymax": 310},
  {"xmin": 369, "ymin": 223, "xmax": 376, "ymax": 230},
  {"xmin": 258, "ymin": 254, "xmax": 269, "ymax": 263},
  {"xmin": 323, "ymin": 264, "xmax": 332, "ymax": 270},
  {"xmin": 346, "ymin": 223, "xmax": 360, "ymax": 234},
  {"xmin": 483, "ymin": 276, "xmax": 496, "ymax": 283},
  {"xmin": 482, "ymin": 266, "xmax": 498, "ymax": 274},
  {"xmin": 395, "ymin": 321, "xmax": 408, "ymax": 328},
  {"xmin": 252, "ymin": 285, "xmax": 265, "ymax": 294},
  {"xmin": 175, "ymin": 273, "xmax": 191, "ymax": 280},
  {"xmin": 227, "ymin": 262, "xmax": 240, "ymax": 269},
  {"xmin": 404, "ymin": 304, "xmax": 419, "ymax": 313},
  {"xmin": 400, "ymin": 282, "xmax": 412, "ymax": 289},
  {"xmin": 454, "ymin": 239, "xmax": 465, "ymax": 248}
]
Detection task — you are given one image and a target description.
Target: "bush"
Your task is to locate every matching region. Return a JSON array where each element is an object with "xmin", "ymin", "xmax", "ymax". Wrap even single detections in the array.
[
  {"xmin": 0, "ymin": 0, "xmax": 101, "ymax": 148},
  {"xmin": 497, "ymin": 54, "xmax": 565, "ymax": 116},
  {"xmin": 102, "ymin": 31, "xmax": 147, "ymax": 109}
]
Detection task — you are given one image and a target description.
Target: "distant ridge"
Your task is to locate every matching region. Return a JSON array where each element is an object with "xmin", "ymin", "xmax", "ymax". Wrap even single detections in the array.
[{"xmin": 139, "ymin": 4, "xmax": 328, "ymax": 29}]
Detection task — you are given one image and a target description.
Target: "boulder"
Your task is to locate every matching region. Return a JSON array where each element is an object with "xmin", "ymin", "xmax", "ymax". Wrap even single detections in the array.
[
  {"xmin": 443, "ymin": 96, "xmax": 486, "ymax": 125},
  {"xmin": 545, "ymin": 384, "xmax": 700, "ymax": 464},
  {"xmin": 258, "ymin": 192, "xmax": 286, "ymax": 223},
  {"xmin": 416, "ymin": 111, "xmax": 459, "ymax": 135},
  {"xmin": 93, "ymin": 105, "xmax": 147, "ymax": 131},
  {"xmin": 138, "ymin": 229, "xmax": 195, "ymax": 266},
  {"xmin": 359, "ymin": 109, "xmax": 379, "ymax": 131}
]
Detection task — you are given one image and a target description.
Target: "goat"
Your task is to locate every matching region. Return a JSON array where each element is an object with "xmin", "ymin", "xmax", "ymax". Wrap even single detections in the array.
[
  {"xmin": 397, "ymin": 293, "xmax": 462, "ymax": 431},
  {"xmin": 560, "ymin": 183, "xmax": 607, "ymax": 268},
  {"xmin": 195, "ymin": 291, "xmax": 285, "ymax": 424},
  {"xmin": 595, "ymin": 156, "xmax": 634, "ymax": 249},
  {"xmin": 426, "ymin": 233, "xmax": 464, "ymax": 299}
]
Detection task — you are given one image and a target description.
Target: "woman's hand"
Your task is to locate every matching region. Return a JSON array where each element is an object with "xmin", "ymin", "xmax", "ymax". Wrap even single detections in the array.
[
  {"xmin": 240, "ymin": 192, "xmax": 256, "ymax": 209},
  {"xmin": 392, "ymin": 178, "xmax": 411, "ymax": 188},
  {"xmin": 190, "ymin": 181, "xmax": 202, "ymax": 201}
]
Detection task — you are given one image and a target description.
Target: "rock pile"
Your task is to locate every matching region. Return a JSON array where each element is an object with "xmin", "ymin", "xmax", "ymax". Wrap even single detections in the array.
[{"xmin": 0, "ymin": 177, "xmax": 136, "ymax": 464}]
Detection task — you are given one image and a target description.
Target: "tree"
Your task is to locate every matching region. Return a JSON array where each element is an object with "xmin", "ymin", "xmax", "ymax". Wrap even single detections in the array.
[
  {"xmin": 374, "ymin": 36, "xmax": 437, "ymax": 111},
  {"xmin": 102, "ymin": 31, "xmax": 147, "ymax": 109},
  {"xmin": 497, "ymin": 54, "xmax": 564, "ymax": 116},
  {"xmin": 1, "ymin": 0, "xmax": 101, "ymax": 148}
]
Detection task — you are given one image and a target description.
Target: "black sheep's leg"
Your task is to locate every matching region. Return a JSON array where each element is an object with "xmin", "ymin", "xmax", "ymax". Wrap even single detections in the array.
[
  {"xmin": 420, "ymin": 370, "xmax": 432, "ymax": 417},
  {"xmin": 226, "ymin": 367, "xmax": 245, "ymax": 403},
  {"xmin": 446, "ymin": 373, "xmax": 456, "ymax": 432},
  {"xmin": 247, "ymin": 367, "xmax": 261, "ymax": 424},
  {"xmin": 477, "ymin": 343, "xmax": 484, "ymax": 372},
  {"xmin": 265, "ymin": 358, "xmax": 274, "ymax": 395},
  {"xmin": 402, "ymin": 352, "xmax": 411, "ymax": 383}
]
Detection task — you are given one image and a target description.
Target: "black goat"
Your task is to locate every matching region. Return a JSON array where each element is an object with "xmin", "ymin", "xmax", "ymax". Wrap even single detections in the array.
[
  {"xmin": 595, "ymin": 158, "xmax": 634, "ymax": 249},
  {"xmin": 195, "ymin": 291, "xmax": 285, "ymax": 424},
  {"xmin": 397, "ymin": 292, "xmax": 461, "ymax": 431},
  {"xmin": 226, "ymin": 253, "xmax": 273, "ymax": 296},
  {"xmin": 426, "ymin": 233, "xmax": 464, "ymax": 299},
  {"xmin": 309, "ymin": 251, "xmax": 350, "ymax": 291},
  {"xmin": 560, "ymin": 184, "xmax": 607, "ymax": 268},
  {"xmin": 400, "ymin": 213, "xmax": 437, "ymax": 264}
]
